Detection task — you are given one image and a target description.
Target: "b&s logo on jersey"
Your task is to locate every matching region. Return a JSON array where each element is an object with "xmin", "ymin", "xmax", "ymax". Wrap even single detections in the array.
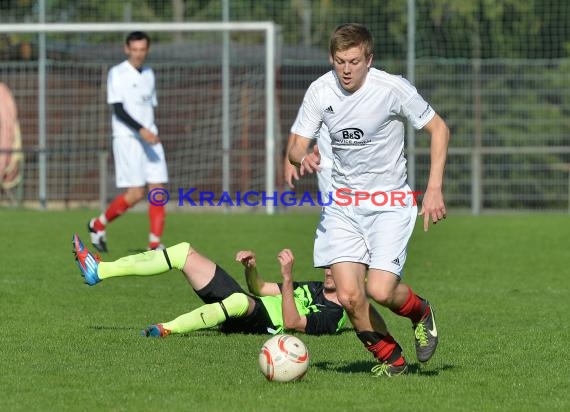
[
  {"xmin": 335, "ymin": 127, "xmax": 371, "ymax": 146},
  {"xmin": 340, "ymin": 127, "xmax": 363, "ymax": 139}
]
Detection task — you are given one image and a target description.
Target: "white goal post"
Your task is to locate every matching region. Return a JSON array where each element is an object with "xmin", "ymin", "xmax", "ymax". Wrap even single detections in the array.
[{"xmin": 0, "ymin": 22, "xmax": 277, "ymax": 214}]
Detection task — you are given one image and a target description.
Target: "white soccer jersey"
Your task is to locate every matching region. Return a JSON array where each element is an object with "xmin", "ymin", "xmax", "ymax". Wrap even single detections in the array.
[
  {"xmin": 107, "ymin": 60, "xmax": 158, "ymax": 137},
  {"xmin": 292, "ymin": 68, "xmax": 435, "ymax": 193}
]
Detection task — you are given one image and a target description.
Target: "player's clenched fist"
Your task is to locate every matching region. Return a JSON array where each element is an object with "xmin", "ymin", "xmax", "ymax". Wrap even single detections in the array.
[
  {"xmin": 277, "ymin": 249, "xmax": 295, "ymax": 280},
  {"xmin": 236, "ymin": 250, "xmax": 257, "ymax": 268}
]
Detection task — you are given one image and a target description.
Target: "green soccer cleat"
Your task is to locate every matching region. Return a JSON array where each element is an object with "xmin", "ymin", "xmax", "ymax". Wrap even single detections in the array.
[
  {"xmin": 413, "ymin": 301, "xmax": 438, "ymax": 362},
  {"xmin": 370, "ymin": 361, "xmax": 408, "ymax": 378}
]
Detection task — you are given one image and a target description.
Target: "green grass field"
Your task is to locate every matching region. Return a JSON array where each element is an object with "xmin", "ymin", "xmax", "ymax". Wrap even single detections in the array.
[{"xmin": 0, "ymin": 209, "xmax": 568, "ymax": 411}]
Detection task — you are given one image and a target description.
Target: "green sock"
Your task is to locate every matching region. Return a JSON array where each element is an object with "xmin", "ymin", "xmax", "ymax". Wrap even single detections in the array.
[
  {"xmin": 98, "ymin": 242, "xmax": 190, "ymax": 280},
  {"xmin": 162, "ymin": 293, "xmax": 250, "ymax": 334}
]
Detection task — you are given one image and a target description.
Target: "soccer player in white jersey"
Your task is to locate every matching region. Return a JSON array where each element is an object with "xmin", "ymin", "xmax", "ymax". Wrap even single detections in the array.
[
  {"xmin": 288, "ymin": 23, "xmax": 450, "ymax": 377},
  {"xmin": 88, "ymin": 31, "xmax": 168, "ymax": 252}
]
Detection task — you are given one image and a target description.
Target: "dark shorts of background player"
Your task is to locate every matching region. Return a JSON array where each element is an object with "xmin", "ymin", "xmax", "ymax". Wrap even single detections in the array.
[{"xmin": 194, "ymin": 265, "xmax": 277, "ymax": 334}]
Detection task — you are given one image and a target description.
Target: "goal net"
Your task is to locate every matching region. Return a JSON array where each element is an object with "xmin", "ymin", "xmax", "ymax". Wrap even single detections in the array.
[{"xmin": 0, "ymin": 22, "xmax": 277, "ymax": 213}]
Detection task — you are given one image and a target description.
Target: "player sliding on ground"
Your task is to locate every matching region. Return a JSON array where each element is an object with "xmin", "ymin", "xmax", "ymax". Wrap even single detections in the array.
[{"xmin": 72, "ymin": 234, "xmax": 348, "ymax": 337}]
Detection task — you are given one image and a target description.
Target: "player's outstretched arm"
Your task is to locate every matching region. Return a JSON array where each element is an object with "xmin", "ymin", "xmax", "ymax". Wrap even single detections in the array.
[
  {"xmin": 284, "ymin": 133, "xmax": 300, "ymax": 189},
  {"xmin": 236, "ymin": 250, "xmax": 280, "ymax": 296},
  {"xmin": 278, "ymin": 249, "xmax": 307, "ymax": 332},
  {"xmin": 419, "ymin": 114, "xmax": 450, "ymax": 232}
]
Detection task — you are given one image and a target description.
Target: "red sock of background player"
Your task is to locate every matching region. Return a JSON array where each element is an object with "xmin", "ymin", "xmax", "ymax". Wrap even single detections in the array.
[
  {"xmin": 93, "ymin": 194, "xmax": 130, "ymax": 230},
  {"xmin": 356, "ymin": 331, "xmax": 406, "ymax": 366},
  {"xmin": 148, "ymin": 204, "xmax": 165, "ymax": 248},
  {"xmin": 392, "ymin": 285, "xmax": 428, "ymax": 324}
]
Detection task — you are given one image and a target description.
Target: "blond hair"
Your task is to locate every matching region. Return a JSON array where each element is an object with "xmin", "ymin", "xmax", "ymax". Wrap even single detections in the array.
[{"xmin": 329, "ymin": 23, "xmax": 374, "ymax": 58}]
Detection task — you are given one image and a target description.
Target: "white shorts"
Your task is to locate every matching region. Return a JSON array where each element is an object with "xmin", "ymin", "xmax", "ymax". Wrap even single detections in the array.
[
  {"xmin": 113, "ymin": 135, "xmax": 168, "ymax": 188},
  {"xmin": 313, "ymin": 187, "xmax": 417, "ymax": 277}
]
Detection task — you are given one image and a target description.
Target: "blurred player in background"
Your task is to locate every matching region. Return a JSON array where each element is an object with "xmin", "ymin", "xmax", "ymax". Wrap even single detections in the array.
[
  {"xmin": 72, "ymin": 234, "xmax": 347, "ymax": 336},
  {"xmin": 88, "ymin": 31, "xmax": 168, "ymax": 252},
  {"xmin": 288, "ymin": 23, "xmax": 450, "ymax": 377},
  {"xmin": 0, "ymin": 82, "xmax": 23, "ymax": 192}
]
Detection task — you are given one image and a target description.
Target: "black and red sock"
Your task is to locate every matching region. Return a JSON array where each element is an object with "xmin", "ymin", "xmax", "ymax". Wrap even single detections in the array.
[
  {"xmin": 393, "ymin": 285, "xmax": 428, "ymax": 324},
  {"xmin": 356, "ymin": 330, "xmax": 405, "ymax": 366}
]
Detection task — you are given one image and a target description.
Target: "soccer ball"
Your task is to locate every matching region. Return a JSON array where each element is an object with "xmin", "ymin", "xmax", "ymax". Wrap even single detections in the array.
[{"xmin": 258, "ymin": 334, "xmax": 309, "ymax": 382}]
